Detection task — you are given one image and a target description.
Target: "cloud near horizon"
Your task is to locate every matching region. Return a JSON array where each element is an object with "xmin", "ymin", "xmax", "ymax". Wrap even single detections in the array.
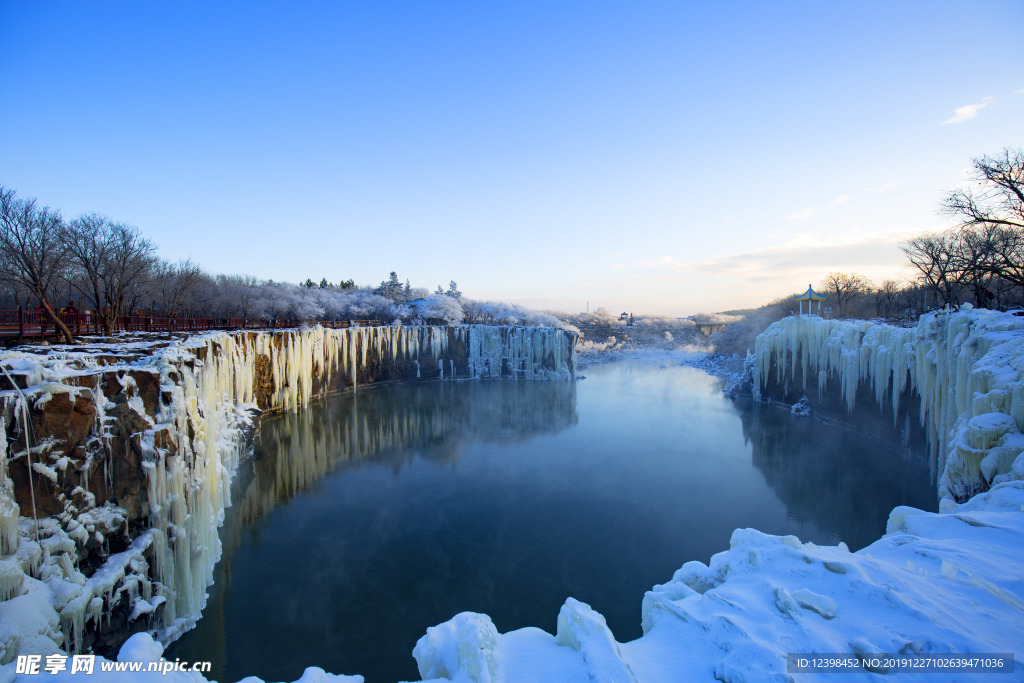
[
  {"xmin": 614, "ymin": 235, "xmax": 913, "ymax": 310},
  {"xmin": 943, "ymin": 97, "xmax": 994, "ymax": 124}
]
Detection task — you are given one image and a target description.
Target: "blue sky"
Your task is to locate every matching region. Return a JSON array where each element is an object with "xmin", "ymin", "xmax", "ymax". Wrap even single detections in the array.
[{"xmin": 1, "ymin": 1, "xmax": 1021, "ymax": 315}]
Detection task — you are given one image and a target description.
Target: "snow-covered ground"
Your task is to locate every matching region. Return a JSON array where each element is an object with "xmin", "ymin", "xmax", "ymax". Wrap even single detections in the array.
[{"xmin": 679, "ymin": 353, "xmax": 749, "ymax": 396}]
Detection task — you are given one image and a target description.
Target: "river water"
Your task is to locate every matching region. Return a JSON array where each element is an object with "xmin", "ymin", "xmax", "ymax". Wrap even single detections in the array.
[{"xmin": 167, "ymin": 359, "xmax": 935, "ymax": 682}]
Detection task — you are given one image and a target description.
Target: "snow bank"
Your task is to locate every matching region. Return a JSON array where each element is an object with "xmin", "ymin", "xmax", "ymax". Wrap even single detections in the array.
[
  {"xmin": 411, "ymin": 481, "xmax": 1024, "ymax": 682},
  {"xmin": 754, "ymin": 306, "xmax": 1024, "ymax": 502}
]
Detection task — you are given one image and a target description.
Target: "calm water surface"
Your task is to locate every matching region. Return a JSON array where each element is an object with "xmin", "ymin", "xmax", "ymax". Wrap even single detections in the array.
[{"xmin": 167, "ymin": 360, "xmax": 935, "ymax": 682}]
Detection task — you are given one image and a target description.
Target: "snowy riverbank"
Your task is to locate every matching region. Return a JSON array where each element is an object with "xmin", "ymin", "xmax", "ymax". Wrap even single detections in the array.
[{"xmin": 5, "ymin": 310, "xmax": 1024, "ymax": 681}]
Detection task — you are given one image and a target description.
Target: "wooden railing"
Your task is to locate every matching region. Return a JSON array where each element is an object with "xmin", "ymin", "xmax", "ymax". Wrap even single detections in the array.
[{"xmin": 0, "ymin": 307, "xmax": 385, "ymax": 345}]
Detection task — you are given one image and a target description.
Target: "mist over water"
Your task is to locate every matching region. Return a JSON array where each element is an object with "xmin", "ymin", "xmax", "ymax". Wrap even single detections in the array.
[{"xmin": 167, "ymin": 361, "xmax": 934, "ymax": 683}]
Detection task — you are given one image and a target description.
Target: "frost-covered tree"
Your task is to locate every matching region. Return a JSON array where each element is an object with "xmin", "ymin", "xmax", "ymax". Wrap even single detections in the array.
[
  {"xmin": 446, "ymin": 280, "xmax": 462, "ymax": 299},
  {"xmin": 413, "ymin": 294, "xmax": 464, "ymax": 325},
  {"xmin": 151, "ymin": 259, "xmax": 202, "ymax": 330},
  {"xmin": 216, "ymin": 274, "xmax": 265, "ymax": 321}
]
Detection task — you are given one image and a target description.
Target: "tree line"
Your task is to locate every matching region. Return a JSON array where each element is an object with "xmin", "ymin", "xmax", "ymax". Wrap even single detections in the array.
[
  {"xmin": 0, "ymin": 185, "xmax": 578, "ymax": 343},
  {"xmin": 0, "ymin": 186, "xmax": 491, "ymax": 343}
]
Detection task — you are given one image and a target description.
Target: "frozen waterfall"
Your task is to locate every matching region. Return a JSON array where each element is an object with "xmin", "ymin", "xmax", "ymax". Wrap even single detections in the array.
[{"xmin": 754, "ymin": 306, "xmax": 1024, "ymax": 502}]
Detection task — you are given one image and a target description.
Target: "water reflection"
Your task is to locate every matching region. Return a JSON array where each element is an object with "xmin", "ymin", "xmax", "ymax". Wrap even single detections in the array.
[
  {"xmin": 739, "ymin": 404, "xmax": 934, "ymax": 551},
  {"xmin": 236, "ymin": 380, "xmax": 579, "ymax": 527},
  {"xmin": 168, "ymin": 363, "xmax": 935, "ymax": 683}
]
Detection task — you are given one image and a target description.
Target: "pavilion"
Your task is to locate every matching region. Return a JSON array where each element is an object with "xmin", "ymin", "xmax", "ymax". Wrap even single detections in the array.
[{"xmin": 795, "ymin": 284, "xmax": 827, "ymax": 316}]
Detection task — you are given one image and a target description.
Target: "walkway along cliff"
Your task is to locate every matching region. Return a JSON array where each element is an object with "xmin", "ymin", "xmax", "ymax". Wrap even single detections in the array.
[{"xmin": 0, "ymin": 324, "xmax": 577, "ymax": 661}]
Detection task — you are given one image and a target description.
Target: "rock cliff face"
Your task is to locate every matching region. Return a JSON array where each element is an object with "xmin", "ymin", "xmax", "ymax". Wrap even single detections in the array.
[{"xmin": 0, "ymin": 324, "xmax": 576, "ymax": 662}]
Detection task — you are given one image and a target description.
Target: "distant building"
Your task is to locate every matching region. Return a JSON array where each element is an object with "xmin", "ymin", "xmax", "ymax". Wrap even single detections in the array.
[{"xmin": 402, "ymin": 297, "xmax": 428, "ymax": 314}]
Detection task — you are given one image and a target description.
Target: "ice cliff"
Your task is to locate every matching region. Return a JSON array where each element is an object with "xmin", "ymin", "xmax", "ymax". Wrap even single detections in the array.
[
  {"xmin": 754, "ymin": 306, "xmax": 1024, "ymax": 503},
  {"xmin": 0, "ymin": 324, "xmax": 576, "ymax": 668}
]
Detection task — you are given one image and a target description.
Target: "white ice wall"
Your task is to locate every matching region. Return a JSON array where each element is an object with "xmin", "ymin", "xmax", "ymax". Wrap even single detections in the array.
[{"xmin": 754, "ymin": 306, "xmax": 1024, "ymax": 502}]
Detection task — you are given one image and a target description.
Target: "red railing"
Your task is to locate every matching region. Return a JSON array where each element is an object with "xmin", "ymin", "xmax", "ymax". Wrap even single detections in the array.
[{"xmin": 0, "ymin": 307, "xmax": 385, "ymax": 345}]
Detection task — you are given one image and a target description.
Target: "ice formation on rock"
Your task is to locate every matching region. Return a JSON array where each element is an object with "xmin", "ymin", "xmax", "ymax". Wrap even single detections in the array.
[
  {"xmin": 754, "ymin": 307, "xmax": 1024, "ymax": 502},
  {"xmin": 0, "ymin": 324, "xmax": 576, "ymax": 665}
]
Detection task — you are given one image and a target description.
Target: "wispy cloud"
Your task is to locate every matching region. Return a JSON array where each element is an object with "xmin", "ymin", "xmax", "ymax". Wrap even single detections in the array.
[
  {"xmin": 599, "ymin": 234, "xmax": 914, "ymax": 312},
  {"xmin": 788, "ymin": 207, "xmax": 814, "ymax": 221},
  {"xmin": 633, "ymin": 255, "xmax": 679, "ymax": 269},
  {"xmin": 831, "ymin": 194, "xmax": 850, "ymax": 206},
  {"xmin": 870, "ymin": 180, "xmax": 901, "ymax": 193},
  {"xmin": 943, "ymin": 96, "xmax": 994, "ymax": 124}
]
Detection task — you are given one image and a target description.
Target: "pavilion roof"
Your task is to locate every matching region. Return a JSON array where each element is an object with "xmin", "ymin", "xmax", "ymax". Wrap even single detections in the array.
[{"xmin": 795, "ymin": 285, "xmax": 827, "ymax": 301}]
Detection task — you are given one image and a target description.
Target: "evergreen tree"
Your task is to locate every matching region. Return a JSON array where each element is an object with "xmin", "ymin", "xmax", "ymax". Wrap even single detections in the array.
[{"xmin": 375, "ymin": 271, "xmax": 403, "ymax": 299}]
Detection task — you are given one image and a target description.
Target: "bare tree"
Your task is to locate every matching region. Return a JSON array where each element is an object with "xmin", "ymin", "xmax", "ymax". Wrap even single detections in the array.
[
  {"xmin": 945, "ymin": 148, "xmax": 1024, "ymax": 292},
  {"xmin": 902, "ymin": 231, "xmax": 962, "ymax": 307},
  {"xmin": 0, "ymin": 188, "xmax": 77, "ymax": 343},
  {"xmin": 952, "ymin": 224, "xmax": 999, "ymax": 307},
  {"xmin": 63, "ymin": 215, "xmax": 157, "ymax": 333},
  {"xmin": 150, "ymin": 259, "xmax": 203, "ymax": 333},
  {"xmin": 822, "ymin": 272, "xmax": 871, "ymax": 317},
  {"xmin": 873, "ymin": 279, "xmax": 904, "ymax": 318}
]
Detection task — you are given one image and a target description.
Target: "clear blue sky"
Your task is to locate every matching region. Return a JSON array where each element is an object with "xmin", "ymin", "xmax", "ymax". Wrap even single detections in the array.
[{"xmin": 2, "ymin": 1, "xmax": 1021, "ymax": 315}]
